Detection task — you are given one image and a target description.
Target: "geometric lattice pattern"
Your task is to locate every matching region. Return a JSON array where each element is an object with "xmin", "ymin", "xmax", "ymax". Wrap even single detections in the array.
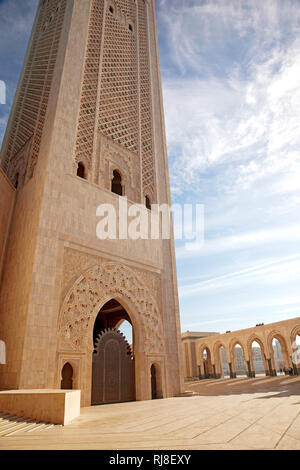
[
  {"xmin": 1, "ymin": 0, "xmax": 157, "ymax": 200},
  {"xmin": 74, "ymin": 0, "xmax": 105, "ymax": 172},
  {"xmin": 98, "ymin": 3, "xmax": 139, "ymax": 153},
  {"xmin": 74, "ymin": 0, "xmax": 157, "ymax": 200},
  {"xmin": 138, "ymin": 0, "xmax": 156, "ymax": 200},
  {"xmin": 1, "ymin": 0, "xmax": 67, "ymax": 184}
]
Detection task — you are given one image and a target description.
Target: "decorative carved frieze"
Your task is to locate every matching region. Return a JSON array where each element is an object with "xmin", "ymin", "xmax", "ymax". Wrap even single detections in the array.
[{"xmin": 59, "ymin": 253, "xmax": 164, "ymax": 354}]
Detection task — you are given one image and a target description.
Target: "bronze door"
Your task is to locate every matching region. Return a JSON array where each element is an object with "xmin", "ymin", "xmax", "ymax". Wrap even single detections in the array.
[{"xmin": 92, "ymin": 328, "xmax": 135, "ymax": 405}]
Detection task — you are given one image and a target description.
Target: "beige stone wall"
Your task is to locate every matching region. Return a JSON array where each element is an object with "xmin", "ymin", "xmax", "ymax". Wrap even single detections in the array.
[
  {"xmin": 0, "ymin": 0, "xmax": 75, "ymax": 391},
  {"xmin": 0, "ymin": 169, "xmax": 15, "ymax": 280},
  {"xmin": 0, "ymin": 389, "xmax": 80, "ymax": 425},
  {"xmin": 0, "ymin": 0, "xmax": 183, "ymax": 404},
  {"xmin": 0, "ymin": 171, "xmax": 46, "ymax": 390}
]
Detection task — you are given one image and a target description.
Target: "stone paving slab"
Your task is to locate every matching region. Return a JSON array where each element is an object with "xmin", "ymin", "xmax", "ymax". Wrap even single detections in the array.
[{"xmin": 0, "ymin": 376, "xmax": 300, "ymax": 450}]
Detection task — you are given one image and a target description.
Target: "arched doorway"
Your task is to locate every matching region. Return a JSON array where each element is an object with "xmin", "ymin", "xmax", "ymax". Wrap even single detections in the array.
[
  {"xmin": 293, "ymin": 334, "xmax": 300, "ymax": 374},
  {"xmin": 232, "ymin": 343, "xmax": 247, "ymax": 378},
  {"xmin": 77, "ymin": 162, "xmax": 87, "ymax": 179},
  {"xmin": 250, "ymin": 340, "xmax": 266, "ymax": 377},
  {"xmin": 150, "ymin": 363, "xmax": 163, "ymax": 399},
  {"xmin": 91, "ymin": 299, "xmax": 136, "ymax": 405},
  {"xmin": 266, "ymin": 332, "xmax": 290, "ymax": 376},
  {"xmin": 111, "ymin": 170, "xmax": 123, "ymax": 196},
  {"xmin": 272, "ymin": 337, "xmax": 287, "ymax": 375},
  {"xmin": 61, "ymin": 362, "xmax": 73, "ymax": 389},
  {"xmin": 58, "ymin": 261, "xmax": 165, "ymax": 406},
  {"xmin": 151, "ymin": 364, "xmax": 157, "ymax": 399},
  {"xmin": 220, "ymin": 346, "xmax": 230, "ymax": 378},
  {"xmin": 291, "ymin": 329, "xmax": 300, "ymax": 375},
  {"xmin": 199, "ymin": 347, "xmax": 213, "ymax": 379},
  {"xmin": 214, "ymin": 342, "xmax": 229, "ymax": 379}
]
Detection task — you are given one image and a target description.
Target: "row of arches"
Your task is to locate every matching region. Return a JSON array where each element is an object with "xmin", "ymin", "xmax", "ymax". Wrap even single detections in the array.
[
  {"xmin": 198, "ymin": 330, "xmax": 300, "ymax": 380},
  {"xmin": 76, "ymin": 162, "xmax": 152, "ymax": 209},
  {"xmin": 60, "ymin": 298, "xmax": 163, "ymax": 403}
]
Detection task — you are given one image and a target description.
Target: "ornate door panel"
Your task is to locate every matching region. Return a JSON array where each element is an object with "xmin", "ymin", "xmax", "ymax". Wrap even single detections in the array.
[{"xmin": 92, "ymin": 329, "xmax": 135, "ymax": 405}]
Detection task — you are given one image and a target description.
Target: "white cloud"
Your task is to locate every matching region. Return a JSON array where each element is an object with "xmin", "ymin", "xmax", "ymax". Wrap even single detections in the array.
[
  {"xmin": 179, "ymin": 253, "xmax": 300, "ymax": 297},
  {"xmin": 176, "ymin": 224, "xmax": 300, "ymax": 259},
  {"xmin": 159, "ymin": 1, "xmax": 300, "ymax": 204},
  {"xmin": 182, "ymin": 318, "xmax": 237, "ymax": 329},
  {"xmin": 0, "ymin": 0, "xmax": 38, "ymax": 44},
  {"xmin": 159, "ymin": 3, "xmax": 300, "ymax": 327}
]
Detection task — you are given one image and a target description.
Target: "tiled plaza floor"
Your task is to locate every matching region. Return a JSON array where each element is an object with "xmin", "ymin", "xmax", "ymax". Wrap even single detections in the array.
[{"xmin": 1, "ymin": 376, "xmax": 300, "ymax": 449}]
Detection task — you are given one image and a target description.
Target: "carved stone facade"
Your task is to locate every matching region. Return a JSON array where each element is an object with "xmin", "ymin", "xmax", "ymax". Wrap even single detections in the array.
[
  {"xmin": 55, "ymin": 249, "xmax": 168, "ymax": 405},
  {"xmin": 59, "ymin": 258, "xmax": 165, "ymax": 354},
  {"xmin": 0, "ymin": 0, "xmax": 183, "ymax": 406},
  {"xmin": 74, "ymin": 0, "xmax": 157, "ymax": 203},
  {"xmin": 97, "ymin": 135, "xmax": 141, "ymax": 203}
]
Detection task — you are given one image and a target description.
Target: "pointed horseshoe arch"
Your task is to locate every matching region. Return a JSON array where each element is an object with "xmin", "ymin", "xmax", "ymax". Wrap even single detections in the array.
[
  {"xmin": 290, "ymin": 325, "xmax": 300, "ymax": 346},
  {"xmin": 229, "ymin": 338, "xmax": 247, "ymax": 361},
  {"xmin": 213, "ymin": 341, "xmax": 228, "ymax": 378},
  {"xmin": 246, "ymin": 335, "xmax": 265, "ymax": 356},
  {"xmin": 58, "ymin": 262, "xmax": 164, "ymax": 354},
  {"xmin": 266, "ymin": 330, "xmax": 291, "ymax": 371},
  {"xmin": 246, "ymin": 334, "xmax": 267, "ymax": 377},
  {"xmin": 266, "ymin": 330, "xmax": 289, "ymax": 357},
  {"xmin": 57, "ymin": 262, "xmax": 165, "ymax": 405}
]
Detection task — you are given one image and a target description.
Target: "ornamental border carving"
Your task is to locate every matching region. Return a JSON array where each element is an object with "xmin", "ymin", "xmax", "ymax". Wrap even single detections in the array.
[
  {"xmin": 98, "ymin": 134, "xmax": 138, "ymax": 199},
  {"xmin": 58, "ymin": 258, "xmax": 164, "ymax": 354}
]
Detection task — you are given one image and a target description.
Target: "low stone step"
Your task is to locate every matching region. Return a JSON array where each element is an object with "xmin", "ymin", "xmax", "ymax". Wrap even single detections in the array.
[
  {"xmin": 0, "ymin": 413, "xmax": 60, "ymax": 437},
  {"xmin": 0, "ymin": 419, "xmax": 32, "ymax": 436},
  {"xmin": 177, "ymin": 391, "xmax": 199, "ymax": 397},
  {"xmin": 5, "ymin": 421, "xmax": 42, "ymax": 435},
  {"xmin": 0, "ymin": 412, "xmax": 14, "ymax": 420},
  {"xmin": 1, "ymin": 420, "xmax": 36, "ymax": 436},
  {"xmin": 25, "ymin": 422, "xmax": 55, "ymax": 433},
  {"xmin": 0, "ymin": 416, "xmax": 25, "ymax": 431}
]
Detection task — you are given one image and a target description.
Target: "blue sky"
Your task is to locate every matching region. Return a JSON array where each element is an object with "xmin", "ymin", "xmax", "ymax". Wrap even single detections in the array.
[
  {"xmin": 156, "ymin": 0, "xmax": 300, "ymax": 334},
  {"xmin": 1, "ymin": 0, "xmax": 300, "ymax": 336}
]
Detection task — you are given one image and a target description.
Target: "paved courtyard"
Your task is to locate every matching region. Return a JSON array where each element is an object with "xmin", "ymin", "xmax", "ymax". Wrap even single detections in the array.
[{"xmin": 1, "ymin": 376, "xmax": 300, "ymax": 450}]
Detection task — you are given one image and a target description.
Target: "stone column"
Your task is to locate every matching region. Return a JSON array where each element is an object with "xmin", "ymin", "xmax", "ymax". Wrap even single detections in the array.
[
  {"xmin": 267, "ymin": 358, "xmax": 275, "ymax": 376},
  {"xmin": 291, "ymin": 356, "xmax": 298, "ymax": 376},
  {"xmin": 246, "ymin": 360, "xmax": 254, "ymax": 378},
  {"xmin": 229, "ymin": 362, "xmax": 236, "ymax": 379},
  {"xmin": 203, "ymin": 360, "xmax": 208, "ymax": 379}
]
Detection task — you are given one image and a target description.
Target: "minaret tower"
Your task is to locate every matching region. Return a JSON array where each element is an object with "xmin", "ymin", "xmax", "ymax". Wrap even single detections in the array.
[{"xmin": 0, "ymin": 0, "xmax": 183, "ymax": 405}]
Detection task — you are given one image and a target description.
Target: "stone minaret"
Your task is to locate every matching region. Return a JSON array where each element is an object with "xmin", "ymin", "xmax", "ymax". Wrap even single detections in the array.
[{"xmin": 0, "ymin": 0, "xmax": 183, "ymax": 405}]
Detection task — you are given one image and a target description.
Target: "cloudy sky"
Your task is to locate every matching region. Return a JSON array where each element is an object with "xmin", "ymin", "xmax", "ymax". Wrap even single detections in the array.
[{"xmin": 1, "ymin": 0, "xmax": 300, "ymax": 335}]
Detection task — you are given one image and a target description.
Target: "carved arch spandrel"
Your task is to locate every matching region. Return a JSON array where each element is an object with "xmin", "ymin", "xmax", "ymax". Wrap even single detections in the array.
[
  {"xmin": 58, "ymin": 262, "xmax": 165, "ymax": 354},
  {"xmin": 246, "ymin": 334, "xmax": 266, "ymax": 358},
  {"xmin": 290, "ymin": 324, "xmax": 300, "ymax": 346},
  {"xmin": 266, "ymin": 330, "xmax": 289, "ymax": 356},
  {"xmin": 229, "ymin": 337, "xmax": 248, "ymax": 362},
  {"xmin": 213, "ymin": 341, "xmax": 229, "ymax": 365}
]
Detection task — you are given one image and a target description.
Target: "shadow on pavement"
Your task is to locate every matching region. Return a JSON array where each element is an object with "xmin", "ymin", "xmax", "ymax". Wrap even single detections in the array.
[{"xmin": 185, "ymin": 376, "xmax": 300, "ymax": 398}]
